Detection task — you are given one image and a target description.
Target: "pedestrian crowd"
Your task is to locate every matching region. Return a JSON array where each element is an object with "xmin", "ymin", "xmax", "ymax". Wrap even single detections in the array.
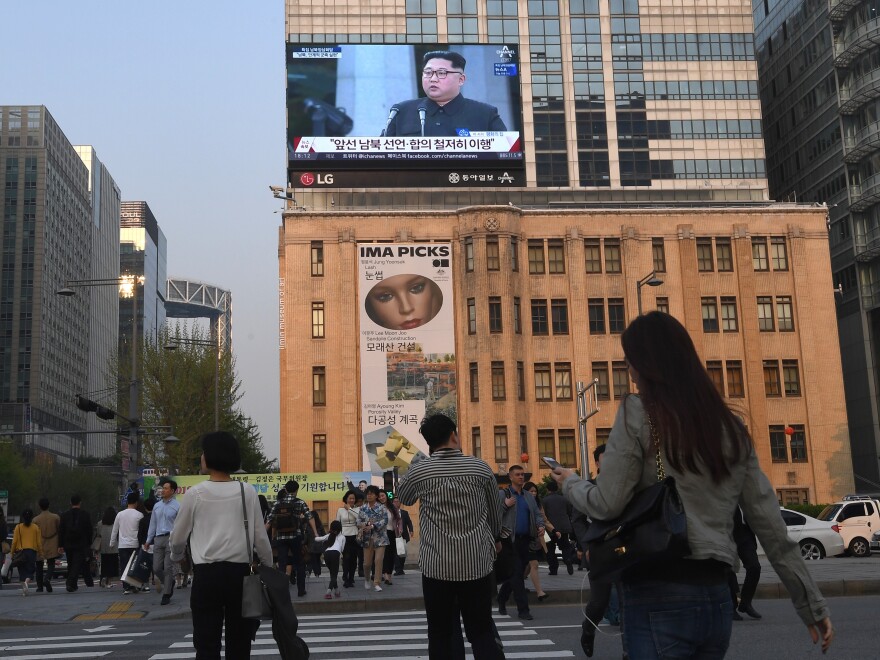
[{"xmin": 0, "ymin": 313, "xmax": 835, "ymax": 659}]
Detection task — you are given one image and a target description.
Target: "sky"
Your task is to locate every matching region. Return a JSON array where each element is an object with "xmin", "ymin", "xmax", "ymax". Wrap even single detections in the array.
[{"xmin": 1, "ymin": 1, "xmax": 286, "ymax": 460}]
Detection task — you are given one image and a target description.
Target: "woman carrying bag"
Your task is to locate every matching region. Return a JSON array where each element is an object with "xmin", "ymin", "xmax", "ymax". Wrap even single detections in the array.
[
  {"xmin": 550, "ymin": 312, "xmax": 833, "ymax": 658},
  {"xmin": 170, "ymin": 431, "xmax": 273, "ymax": 659},
  {"xmin": 11, "ymin": 508, "xmax": 42, "ymax": 595}
]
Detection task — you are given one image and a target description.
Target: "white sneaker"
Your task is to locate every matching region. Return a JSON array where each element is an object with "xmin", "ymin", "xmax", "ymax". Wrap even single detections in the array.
[
  {"xmin": 364, "ymin": 580, "xmax": 370, "ymax": 590},
  {"xmin": 374, "ymin": 584, "xmax": 382, "ymax": 592}
]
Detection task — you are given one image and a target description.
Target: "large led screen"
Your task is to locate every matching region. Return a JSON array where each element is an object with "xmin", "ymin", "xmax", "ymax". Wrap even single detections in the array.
[{"xmin": 287, "ymin": 43, "xmax": 524, "ymax": 188}]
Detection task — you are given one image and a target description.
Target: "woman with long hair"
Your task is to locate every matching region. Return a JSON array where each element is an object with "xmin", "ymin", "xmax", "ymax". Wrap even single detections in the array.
[
  {"xmin": 378, "ymin": 490, "xmax": 401, "ymax": 585},
  {"xmin": 336, "ymin": 491, "xmax": 359, "ymax": 588},
  {"xmin": 313, "ymin": 520, "xmax": 345, "ymax": 599},
  {"xmin": 551, "ymin": 312, "xmax": 833, "ymax": 658},
  {"xmin": 11, "ymin": 508, "xmax": 42, "ymax": 595},
  {"xmin": 523, "ymin": 481, "xmax": 549, "ymax": 601},
  {"xmin": 97, "ymin": 507, "xmax": 118, "ymax": 588},
  {"xmin": 356, "ymin": 485, "xmax": 389, "ymax": 592}
]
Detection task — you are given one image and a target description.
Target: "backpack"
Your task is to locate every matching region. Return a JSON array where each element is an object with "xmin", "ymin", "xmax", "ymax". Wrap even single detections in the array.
[{"xmin": 273, "ymin": 501, "xmax": 298, "ymax": 534}]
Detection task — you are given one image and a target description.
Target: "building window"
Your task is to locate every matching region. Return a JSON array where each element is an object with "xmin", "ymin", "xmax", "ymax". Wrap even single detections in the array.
[
  {"xmin": 559, "ymin": 429, "xmax": 577, "ymax": 468},
  {"xmin": 535, "ymin": 363, "xmax": 552, "ymax": 401},
  {"xmin": 769, "ymin": 425, "xmax": 788, "ymax": 462},
  {"xmin": 510, "ymin": 236, "xmax": 519, "ymax": 272},
  {"xmin": 528, "ymin": 240, "xmax": 545, "ymax": 274},
  {"xmin": 491, "ymin": 361, "xmax": 506, "ymax": 400},
  {"xmin": 312, "ymin": 366, "xmax": 326, "ymax": 406},
  {"xmin": 790, "ymin": 425, "xmax": 807, "ymax": 462},
  {"xmin": 489, "ymin": 296, "xmax": 503, "ymax": 333},
  {"xmin": 311, "ymin": 241, "xmax": 324, "ymax": 277},
  {"xmin": 519, "ymin": 425, "xmax": 528, "ymax": 455},
  {"xmin": 469, "ymin": 362, "xmax": 479, "ymax": 401},
  {"xmin": 531, "ymin": 299, "xmax": 549, "ymax": 335},
  {"xmin": 588, "ymin": 298, "xmax": 606, "ymax": 334},
  {"xmin": 652, "ymin": 238, "xmax": 666, "ymax": 273},
  {"xmin": 311, "ymin": 301, "xmax": 325, "ymax": 338},
  {"xmin": 548, "ymin": 239, "xmax": 566, "ymax": 274},
  {"xmin": 727, "ymin": 361, "xmax": 744, "ymax": 398},
  {"xmin": 486, "ymin": 236, "xmax": 500, "ymax": 271},
  {"xmin": 472, "ymin": 427, "xmax": 481, "ymax": 458},
  {"xmin": 752, "ymin": 237, "xmax": 769, "ymax": 271},
  {"xmin": 596, "ymin": 428, "xmax": 611, "ymax": 448},
  {"xmin": 538, "ymin": 429, "xmax": 555, "ymax": 459},
  {"xmin": 513, "ymin": 297, "xmax": 522, "ymax": 333},
  {"xmin": 551, "ymin": 299, "xmax": 569, "ymax": 334},
  {"xmin": 467, "ymin": 298, "xmax": 477, "ymax": 334},
  {"xmin": 701, "ymin": 297, "xmax": 719, "ymax": 332},
  {"xmin": 517, "ymin": 361, "xmax": 525, "ymax": 401},
  {"xmin": 763, "ymin": 360, "xmax": 781, "ymax": 396},
  {"xmin": 464, "ymin": 236, "xmax": 474, "ymax": 272},
  {"xmin": 782, "ymin": 359, "xmax": 801, "ymax": 396},
  {"xmin": 604, "ymin": 239, "xmax": 622, "ymax": 273},
  {"xmin": 593, "ymin": 362, "xmax": 610, "ymax": 400},
  {"xmin": 313, "ymin": 434, "xmax": 327, "ymax": 471},
  {"xmin": 612, "ymin": 361, "xmax": 629, "ymax": 399},
  {"xmin": 707, "ymin": 360, "xmax": 724, "ymax": 394},
  {"xmin": 716, "ymin": 238, "xmax": 733, "ymax": 272},
  {"xmin": 720, "ymin": 296, "xmax": 738, "ymax": 332},
  {"xmin": 608, "ymin": 298, "xmax": 625, "ymax": 333},
  {"xmin": 771, "ymin": 236, "xmax": 788, "ymax": 271},
  {"xmin": 697, "ymin": 238, "xmax": 714, "ymax": 272},
  {"xmin": 494, "ymin": 426, "xmax": 509, "ymax": 463},
  {"xmin": 757, "ymin": 296, "xmax": 774, "ymax": 331},
  {"xmin": 585, "ymin": 238, "xmax": 602, "ymax": 273},
  {"xmin": 656, "ymin": 296, "xmax": 669, "ymax": 314},
  {"xmin": 776, "ymin": 296, "xmax": 794, "ymax": 331},
  {"xmin": 555, "ymin": 362, "xmax": 573, "ymax": 400}
]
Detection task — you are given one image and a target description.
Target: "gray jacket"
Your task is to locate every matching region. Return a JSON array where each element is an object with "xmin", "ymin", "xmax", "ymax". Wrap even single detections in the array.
[
  {"xmin": 562, "ymin": 395, "xmax": 829, "ymax": 626},
  {"xmin": 498, "ymin": 486, "xmax": 545, "ymax": 541}
]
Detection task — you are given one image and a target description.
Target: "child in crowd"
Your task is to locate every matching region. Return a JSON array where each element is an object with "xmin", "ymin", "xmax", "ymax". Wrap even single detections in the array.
[{"xmin": 314, "ymin": 520, "xmax": 345, "ymax": 599}]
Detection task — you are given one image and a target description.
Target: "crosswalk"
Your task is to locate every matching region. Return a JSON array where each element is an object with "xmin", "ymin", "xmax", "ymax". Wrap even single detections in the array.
[
  {"xmin": 0, "ymin": 631, "xmax": 152, "ymax": 659},
  {"xmin": 149, "ymin": 610, "xmax": 575, "ymax": 659}
]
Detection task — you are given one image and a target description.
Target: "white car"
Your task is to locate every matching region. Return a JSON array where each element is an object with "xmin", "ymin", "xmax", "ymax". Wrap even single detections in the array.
[{"xmin": 780, "ymin": 508, "xmax": 845, "ymax": 560}]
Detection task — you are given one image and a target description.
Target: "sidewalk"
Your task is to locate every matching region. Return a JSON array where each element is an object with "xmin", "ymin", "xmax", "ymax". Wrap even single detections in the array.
[{"xmin": 2, "ymin": 555, "xmax": 879, "ymax": 626}]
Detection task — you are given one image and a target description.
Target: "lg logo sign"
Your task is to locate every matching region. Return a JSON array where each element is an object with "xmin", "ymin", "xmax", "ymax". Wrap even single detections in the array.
[{"xmin": 299, "ymin": 172, "xmax": 334, "ymax": 186}]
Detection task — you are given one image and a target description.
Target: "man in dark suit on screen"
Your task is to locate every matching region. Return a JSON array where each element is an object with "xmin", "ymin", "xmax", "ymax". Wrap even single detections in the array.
[{"xmin": 383, "ymin": 50, "xmax": 508, "ymax": 137}]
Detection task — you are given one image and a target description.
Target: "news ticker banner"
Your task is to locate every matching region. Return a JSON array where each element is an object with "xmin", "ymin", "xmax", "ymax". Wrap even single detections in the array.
[
  {"xmin": 292, "ymin": 134, "xmax": 523, "ymax": 159},
  {"xmin": 290, "ymin": 169, "xmax": 524, "ymax": 188},
  {"xmin": 142, "ymin": 471, "xmax": 372, "ymax": 502},
  {"xmin": 358, "ymin": 244, "xmax": 458, "ymax": 478}
]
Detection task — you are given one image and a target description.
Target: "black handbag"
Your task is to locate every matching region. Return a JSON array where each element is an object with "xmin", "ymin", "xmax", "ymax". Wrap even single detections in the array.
[
  {"xmin": 239, "ymin": 483, "xmax": 273, "ymax": 620},
  {"xmin": 10, "ymin": 550, "xmax": 26, "ymax": 568},
  {"xmin": 583, "ymin": 416, "xmax": 690, "ymax": 583}
]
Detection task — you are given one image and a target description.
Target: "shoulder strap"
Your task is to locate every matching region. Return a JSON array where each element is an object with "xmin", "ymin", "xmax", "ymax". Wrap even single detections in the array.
[{"xmin": 239, "ymin": 482, "xmax": 253, "ymax": 566}]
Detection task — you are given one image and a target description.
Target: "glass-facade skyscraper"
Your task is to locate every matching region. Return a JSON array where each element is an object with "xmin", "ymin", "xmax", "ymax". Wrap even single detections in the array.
[{"xmin": 755, "ymin": 0, "xmax": 880, "ymax": 491}]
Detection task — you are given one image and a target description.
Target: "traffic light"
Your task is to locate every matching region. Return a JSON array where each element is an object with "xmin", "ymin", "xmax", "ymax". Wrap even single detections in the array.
[
  {"xmin": 76, "ymin": 395, "xmax": 116, "ymax": 421},
  {"xmin": 383, "ymin": 470, "xmax": 394, "ymax": 497}
]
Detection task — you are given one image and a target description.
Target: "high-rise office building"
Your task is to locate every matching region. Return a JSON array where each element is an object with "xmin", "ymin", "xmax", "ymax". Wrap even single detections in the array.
[
  {"xmin": 754, "ymin": 0, "xmax": 880, "ymax": 492},
  {"xmin": 279, "ymin": 0, "xmax": 854, "ymax": 519},
  {"xmin": 119, "ymin": 201, "xmax": 167, "ymax": 353},
  {"xmin": 0, "ymin": 106, "xmax": 94, "ymax": 462},
  {"xmin": 75, "ymin": 146, "xmax": 122, "ymax": 459}
]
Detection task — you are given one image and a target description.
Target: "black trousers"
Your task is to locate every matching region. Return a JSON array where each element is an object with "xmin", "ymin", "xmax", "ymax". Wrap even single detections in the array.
[
  {"xmin": 65, "ymin": 548, "xmax": 94, "ymax": 590},
  {"xmin": 277, "ymin": 537, "xmax": 306, "ymax": 595},
  {"xmin": 324, "ymin": 549, "xmax": 340, "ymax": 589},
  {"xmin": 583, "ymin": 578, "xmax": 613, "ymax": 636},
  {"xmin": 422, "ymin": 573, "xmax": 505, "ymax": 659},
  {"xmin": 342, "ymin": 535, "xmax": 358, "ymax": 584},
  {"xmin": 382, "ymin": 530, "xmax": 398, "ymax": 576},
  {"xmin": 191, "ymin": 562, "xmax": 257, "ymax": 659},
  {"xmin": 546, "ymin": 532, "xmax": 575, "ymax": 573},
  {"xmin": 497, "ymin": 536, "xmax": 530, "ymax": 614},
  {"xmin": 730, "ymin": 542, "xmax": 761, "ymax": 607},
  {"xmin": 36, "ymin": 558, "xmax": 56, "ymax": 586}
]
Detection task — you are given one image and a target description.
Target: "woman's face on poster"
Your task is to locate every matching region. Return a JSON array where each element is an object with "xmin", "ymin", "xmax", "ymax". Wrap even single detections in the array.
[{"xmin": 365, "ymin": 274, "xmax": 443, "ymax": 330}]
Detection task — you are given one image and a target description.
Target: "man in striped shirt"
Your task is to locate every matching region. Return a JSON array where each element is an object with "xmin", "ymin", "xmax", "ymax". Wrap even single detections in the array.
[{"xmin": 397, "ymin": 414, "xmax": 505, "ymax": 659}]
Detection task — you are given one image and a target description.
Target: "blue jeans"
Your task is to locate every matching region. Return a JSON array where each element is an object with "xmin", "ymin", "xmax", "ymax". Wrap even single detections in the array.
[{"xmin": 622, "ymin": 580, "xmax": 733, "ymax": 659}]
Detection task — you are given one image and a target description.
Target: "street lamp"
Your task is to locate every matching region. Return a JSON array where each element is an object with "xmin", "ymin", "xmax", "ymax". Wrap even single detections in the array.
[
  {"xmin": 57, "ymin": 275, "xmax": 145, "ymax": 479},
  {"xmin": 636, "ymin": 271, "xmax": 663, "ymax": 316},
  {"xmin": 164, "ymin": 336, "xmax": 221, "ymax": 431}
]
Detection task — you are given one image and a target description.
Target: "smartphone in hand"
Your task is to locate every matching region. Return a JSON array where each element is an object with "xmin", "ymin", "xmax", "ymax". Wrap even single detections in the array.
[{"xmin": 542, "ymin": 456, "xmax": 562, "ymax": 470}]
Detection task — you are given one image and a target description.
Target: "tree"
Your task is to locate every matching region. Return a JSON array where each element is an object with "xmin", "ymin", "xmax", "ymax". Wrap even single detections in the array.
[{"xmin": 129, "ymin": 325, "xmax": 274, "ymax": 476}]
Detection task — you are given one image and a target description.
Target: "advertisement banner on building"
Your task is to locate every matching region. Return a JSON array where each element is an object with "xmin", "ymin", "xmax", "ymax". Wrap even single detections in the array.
[
  {"xmin": 143, "ymin": 471, "xmax": 372, "ymax": 502},
  {"xmin": 358, "ymin": 243, "xmax": 457, "ymax": 478}
]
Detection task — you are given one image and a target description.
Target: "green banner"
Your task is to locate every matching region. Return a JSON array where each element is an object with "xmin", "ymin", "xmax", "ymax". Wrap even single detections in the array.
[{"xmin": 143, "ymin": 471, "xmax": 371, "ymax": 502}]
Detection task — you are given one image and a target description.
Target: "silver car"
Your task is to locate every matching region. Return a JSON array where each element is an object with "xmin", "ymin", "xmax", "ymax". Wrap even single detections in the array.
[
  {"xmin": 780, "ymin": 508, "xmax": 845, "ymax": 560},
  {"xmin": 870, "ymin": 530, "xmax": 880, "ymax": 553}
]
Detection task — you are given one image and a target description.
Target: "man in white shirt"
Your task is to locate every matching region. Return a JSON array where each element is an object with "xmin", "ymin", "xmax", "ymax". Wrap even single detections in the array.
[{"xmin": 111, "ymin": 492, "xmax": 144, "ymax": 595}]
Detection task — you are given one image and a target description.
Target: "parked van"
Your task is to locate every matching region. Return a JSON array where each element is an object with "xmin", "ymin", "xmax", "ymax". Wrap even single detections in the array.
[{"xmin": 816, "ymin": 496, "xmax": 880, "ymax": 557}]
